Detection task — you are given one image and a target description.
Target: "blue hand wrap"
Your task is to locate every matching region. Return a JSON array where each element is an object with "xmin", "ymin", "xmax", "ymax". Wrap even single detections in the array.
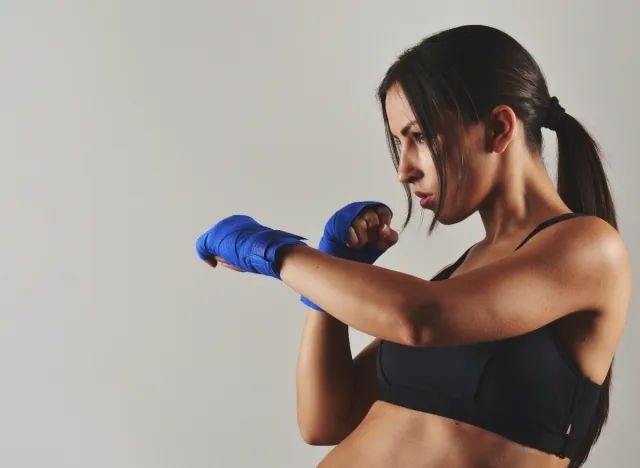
[
  {"xmin": 196, "ymin": 215, "xmax": 307, "ymax": 280},
  {"xmin": 301, "ymin": 201, "xmax": 392, "ymax": 311}
]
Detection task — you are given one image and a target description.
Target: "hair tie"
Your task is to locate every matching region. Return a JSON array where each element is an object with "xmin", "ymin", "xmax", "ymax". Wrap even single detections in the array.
[{"xmin": 543, "ymin": 96, "xmax": 566, "ymax": 131}]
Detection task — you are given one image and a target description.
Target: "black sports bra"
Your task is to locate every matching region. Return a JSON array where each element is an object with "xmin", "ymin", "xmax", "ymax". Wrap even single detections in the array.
[{"xmin": 376, "ymin": 213, "xmax": 602, "ymax": 460}]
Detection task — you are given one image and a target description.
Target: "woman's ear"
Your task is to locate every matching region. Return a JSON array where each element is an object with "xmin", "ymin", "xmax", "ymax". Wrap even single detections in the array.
[{"xmin": 486, "ymin": 105, "xmax": 517, "ymax": 154}]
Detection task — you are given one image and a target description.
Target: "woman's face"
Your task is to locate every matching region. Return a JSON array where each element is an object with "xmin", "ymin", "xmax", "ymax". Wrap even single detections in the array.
[{"xmin": 384, "ymin": 83, "xmax": 501, "ymax": 225}]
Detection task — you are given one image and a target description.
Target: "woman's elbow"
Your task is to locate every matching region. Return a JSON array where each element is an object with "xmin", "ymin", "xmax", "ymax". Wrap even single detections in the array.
[
  {"xmin": 402, "ymin": 301, "xmax": 437, "ymax": 347},
  {"xmin": 297, "ymin": 413, "xmax": 345, "ymax": 446},
  {"xmin": 298, "ymin": 423, "xmax": 341, "ymax": 446}
]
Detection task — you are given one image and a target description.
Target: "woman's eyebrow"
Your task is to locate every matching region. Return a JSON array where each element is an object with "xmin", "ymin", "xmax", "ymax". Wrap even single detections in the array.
[{"xmin": 392, "ymin": 120, "xmax": 418, "ymax": 138}]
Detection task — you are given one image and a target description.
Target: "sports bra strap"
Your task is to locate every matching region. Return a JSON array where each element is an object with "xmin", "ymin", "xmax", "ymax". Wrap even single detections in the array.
[
  {"xmin": 514, "ymin": 212, "xmax": 587, "ymax": 251},
  {"xmin": 432, "ymin": 212, "xmax": 587, "ymax": 281},
  {"xmin": 430, "ymin": 245, "xmax": 474, "ymax": 281}
]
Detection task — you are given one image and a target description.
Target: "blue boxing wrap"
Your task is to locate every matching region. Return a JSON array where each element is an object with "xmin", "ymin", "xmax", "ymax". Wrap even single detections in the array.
[
  {"xmin": 301, "ymin": 201, "xmax": 392, "ymax": 311},
  {"xmin": 196, "ymin": 215, "xmax": 307, "ymax": 280}
]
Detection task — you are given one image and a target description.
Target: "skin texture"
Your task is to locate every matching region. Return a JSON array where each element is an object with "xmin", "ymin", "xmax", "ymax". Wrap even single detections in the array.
[{"xmin": 208, "ymin": 83, "xmax": 631, "ymax": 467}]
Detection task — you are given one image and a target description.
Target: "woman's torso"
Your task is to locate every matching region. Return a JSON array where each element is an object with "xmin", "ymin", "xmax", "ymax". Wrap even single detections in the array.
[{"xmin": 318, "ymin": 214, "xmax": 608, "ymax": 468}]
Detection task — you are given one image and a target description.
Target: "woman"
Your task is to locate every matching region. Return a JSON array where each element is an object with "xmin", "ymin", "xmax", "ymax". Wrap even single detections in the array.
[{"xmin": 197, "ymin": 25, "xmax": 631, "ymax": 467}]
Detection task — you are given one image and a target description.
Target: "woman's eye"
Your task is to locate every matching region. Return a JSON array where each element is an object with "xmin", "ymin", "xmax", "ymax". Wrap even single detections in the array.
[{"xmin": 412, "ymin": 132, "xmax": 426, "ymax": 144}]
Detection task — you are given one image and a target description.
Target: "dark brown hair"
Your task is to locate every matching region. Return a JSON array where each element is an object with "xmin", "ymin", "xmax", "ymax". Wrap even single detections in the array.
[{"xmin": 377, "ymin": 25, "xmax": 616, "ymax": 467}]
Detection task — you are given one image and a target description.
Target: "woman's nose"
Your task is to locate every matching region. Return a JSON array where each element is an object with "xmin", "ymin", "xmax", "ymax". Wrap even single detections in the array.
[{"xmin": 397, "ymin": 151, "xmax": 423, "ymax": 185}]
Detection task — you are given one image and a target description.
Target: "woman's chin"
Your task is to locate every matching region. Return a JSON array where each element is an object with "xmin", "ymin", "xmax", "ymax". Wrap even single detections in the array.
[{"xmin": 433, "ymin": 209, "xmax": 471, "ymax": 226}]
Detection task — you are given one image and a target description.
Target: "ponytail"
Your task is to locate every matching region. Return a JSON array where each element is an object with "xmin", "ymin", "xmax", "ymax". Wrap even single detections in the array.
[{"xmin": 554, "ymin": 107, "xmax": 617, "ymax": 468}]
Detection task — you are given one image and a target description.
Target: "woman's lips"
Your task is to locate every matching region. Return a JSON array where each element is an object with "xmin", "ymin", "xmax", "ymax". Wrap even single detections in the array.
[{"xmin": 419, "ymin": 195, "xmax": 433, "ymax": 208}]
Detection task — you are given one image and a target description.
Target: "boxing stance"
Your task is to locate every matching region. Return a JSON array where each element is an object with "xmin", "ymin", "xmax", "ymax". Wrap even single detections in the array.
[{"xmin": 196, "ymin": 25, "xmax": 630, "ymax": 468}]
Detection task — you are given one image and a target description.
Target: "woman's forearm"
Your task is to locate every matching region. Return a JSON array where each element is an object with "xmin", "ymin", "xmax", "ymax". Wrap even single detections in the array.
[
  {"xmin": 278, "ymin": 244, "xmax": 430, "ymax": 345},
  {"xmin": 296, "ymin": 309, "xmax": 355, "ymax": 444}
]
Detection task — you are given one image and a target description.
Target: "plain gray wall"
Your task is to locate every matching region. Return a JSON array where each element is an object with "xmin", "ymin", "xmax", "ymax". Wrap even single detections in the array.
[{"xmin": 1, "ymin": 1, "xmax": 637, "ymax": 467}]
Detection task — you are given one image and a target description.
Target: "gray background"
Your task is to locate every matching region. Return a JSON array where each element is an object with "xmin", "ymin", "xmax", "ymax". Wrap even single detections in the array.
[{"xmin": 1, "ymin": 1, "xmax": 637, "ymax": 467}]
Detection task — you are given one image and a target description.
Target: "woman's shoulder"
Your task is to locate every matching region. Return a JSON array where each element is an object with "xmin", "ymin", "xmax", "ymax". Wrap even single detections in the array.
[
  {"xmin": 508, "ymin": 213, "xmax": 630, "ymax": 320},
  {"xmin": 552, "ymin": 214, "xmax": 629, "ymax": 269},
  {"xmin": 548, "ymin": 214, "xmax": 631, "ymax": 321}
]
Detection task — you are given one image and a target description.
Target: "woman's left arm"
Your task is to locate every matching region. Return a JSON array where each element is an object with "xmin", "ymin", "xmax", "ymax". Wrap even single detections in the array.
[{"xmin": 278, "ymin": 216, "xmax": 631, "ymax": 347}]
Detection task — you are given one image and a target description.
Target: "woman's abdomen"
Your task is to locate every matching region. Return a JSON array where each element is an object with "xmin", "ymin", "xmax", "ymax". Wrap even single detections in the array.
[{"xmin": 317, "ymin": 401, "xmax": 570, "ymax": 468}]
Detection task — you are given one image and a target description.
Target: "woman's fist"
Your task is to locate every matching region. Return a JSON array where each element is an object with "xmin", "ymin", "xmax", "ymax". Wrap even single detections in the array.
[{"xmin": 346, "ymin": 204, "xmax": 399, "ymax": 251}]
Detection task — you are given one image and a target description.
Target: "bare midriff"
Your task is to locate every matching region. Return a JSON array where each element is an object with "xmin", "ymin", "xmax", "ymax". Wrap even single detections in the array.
[{"xmin": 318, "ymin": 401, "xmax": 571, "ymax": 468}]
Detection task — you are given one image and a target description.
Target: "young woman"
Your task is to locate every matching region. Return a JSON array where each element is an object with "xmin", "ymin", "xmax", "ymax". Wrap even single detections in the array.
[{"xmin": 197, "ymin": 25, "xmax": 631, "ymax": 467}]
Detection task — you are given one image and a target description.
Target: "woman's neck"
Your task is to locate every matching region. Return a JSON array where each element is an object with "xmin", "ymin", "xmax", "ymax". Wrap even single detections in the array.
[{"xmin": 477, "ymin": 155, "xmax": 569, "ymax": 245}]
